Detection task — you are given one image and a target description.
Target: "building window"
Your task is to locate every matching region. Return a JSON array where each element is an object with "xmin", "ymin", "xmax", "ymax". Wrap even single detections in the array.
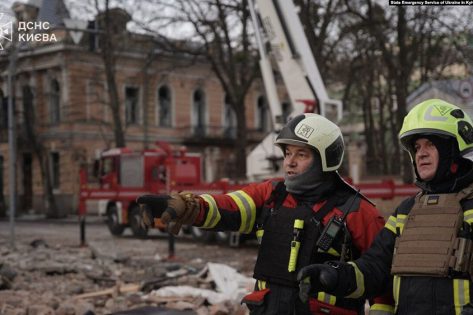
[
  {"xmin": 256, "ymin": 95, "xmax": 269, "ymax": 132},
  {"xmin": 50, "ymin": 152, "xmax": 60, "ymax": 189},
  {"xmin": 49, "ymin": 79, "xmax": 60, "ymax": 124},
  {"xmin": 125, "ymin": 86, "xmax": 140, "ymax": 125},
  {"xmin": 223, "ymin": 95, "xmax": 236, "ymax": 138},
  {"xmin": 157, "ymin": 85, "xmax": 172, "ymax": 127},
  {"xmin": 192, "ymin": 89, "xmax": 206, "ymax": 136}
]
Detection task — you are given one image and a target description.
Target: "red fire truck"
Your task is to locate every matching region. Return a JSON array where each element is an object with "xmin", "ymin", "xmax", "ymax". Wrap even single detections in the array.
[{"xmin": 78, "ymin": 141, "xmax": 245, "ymax": 241}]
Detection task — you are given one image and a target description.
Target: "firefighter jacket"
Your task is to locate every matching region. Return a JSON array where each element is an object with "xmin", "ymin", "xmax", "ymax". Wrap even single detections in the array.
[
  {"xmin": 349, "ymin": 183, "xmax": 473, "ymax": 315},
  {"xmin": 193, "ymin": 179, "xmax": 394, "ymax": 314}
]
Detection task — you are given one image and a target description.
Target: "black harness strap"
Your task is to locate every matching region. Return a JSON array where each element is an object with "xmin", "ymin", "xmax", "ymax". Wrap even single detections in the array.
[
  {"xmin": 256, "ymin": 181, "xmax": 288, "ymax": 229},
  {"xmin": 312, "ymin": 194, "xmax": 340, "ymax": 225},
  {"xmin": 272, "ymin": 181, "xmax": 288, "ymax": 211}
]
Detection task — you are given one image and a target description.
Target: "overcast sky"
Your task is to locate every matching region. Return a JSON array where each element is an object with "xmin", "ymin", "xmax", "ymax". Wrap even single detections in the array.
[{"xmin": 0, "ymin": 0, "xmax": 195, "ymax": 39}]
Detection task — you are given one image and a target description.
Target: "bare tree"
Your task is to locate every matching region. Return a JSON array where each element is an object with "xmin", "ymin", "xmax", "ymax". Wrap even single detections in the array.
[
  {"xmin": 95, "ymin": 0, "xmax": 128, "ymax": 148},
  {"xmin": 2, "ymin": 11, "xmax": 61, "ymax": 217},
  {"xmin": 141, "ymin": 0, "xmax": 259, "ymax": 179},
  {"xmin": 295, "ymin": 0, "xmax": 348, "ymax": 83},
  {"xmin": 341, "ymin": 2, "xmax": 465, "ymax": 181},
  {"xmin": 21, "ymin": 85, "xmax": 59, "ymax": 217}
]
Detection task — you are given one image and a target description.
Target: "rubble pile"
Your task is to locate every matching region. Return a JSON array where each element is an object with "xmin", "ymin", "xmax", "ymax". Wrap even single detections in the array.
[{"xmin": 0, "ymin": 238, "xmax": 253, "ymax": 315}]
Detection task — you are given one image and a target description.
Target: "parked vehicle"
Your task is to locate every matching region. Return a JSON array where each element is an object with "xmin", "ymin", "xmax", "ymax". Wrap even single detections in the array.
[{"xmin": 78, "ymin": 141, "xmax": 245, "ymax": 242}]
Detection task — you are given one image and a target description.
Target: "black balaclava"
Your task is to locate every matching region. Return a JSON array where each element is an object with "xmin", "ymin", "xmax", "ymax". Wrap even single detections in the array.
[
  {"xmin": 284, "ymin": 148, "xmax": 336, "ymax": 200},
  {"xmin": 413, "ymin": 135, "xmax": 473, "ymax": 193}
]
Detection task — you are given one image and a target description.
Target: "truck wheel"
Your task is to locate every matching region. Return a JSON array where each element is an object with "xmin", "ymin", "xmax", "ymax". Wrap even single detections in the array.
[
  {"xmin": 129, "ymin": 205, "xmax": 148, "ymax": 238},
  {"xmin": 190, "ymin": 226, "xmax": 215, "ymax": 243},
  {"xmin": 106, "ymin": 204, "xmax": 125, "ymax": 236}
]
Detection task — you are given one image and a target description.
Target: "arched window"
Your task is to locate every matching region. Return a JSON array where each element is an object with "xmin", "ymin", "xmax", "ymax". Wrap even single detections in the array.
[
  {"xmin": 157, "ymin": 85, "xmax": 172, "ymax": 127},
  {"xmin": 256, "ymin": 95, "xmax": 268, "ymax": 132},
  {"xmin": 49, "ymin": 79, "xmax": 60, "ymax": 124},
  {"xmin": 192, "ymin": 89, "xmax": 206, "ymax": 136},
  {"xmin": 223, "ymin": 94, "xmax": 236, "ymax": 138}
]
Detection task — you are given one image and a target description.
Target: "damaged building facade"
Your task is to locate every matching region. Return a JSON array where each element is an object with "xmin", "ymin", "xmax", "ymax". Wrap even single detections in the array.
[{"xmin": 0, "ymin": 1, "xmax": 276, "ymax": 215}]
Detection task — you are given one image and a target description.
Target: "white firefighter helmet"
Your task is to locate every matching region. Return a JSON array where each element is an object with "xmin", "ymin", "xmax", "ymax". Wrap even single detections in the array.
[{"xmin": 275, "ymin": 113, "xmax": 344, "ymax": 172}]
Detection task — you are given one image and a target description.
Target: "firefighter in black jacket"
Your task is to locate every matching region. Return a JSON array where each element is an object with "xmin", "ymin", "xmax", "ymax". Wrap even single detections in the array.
[
  {"xmin": 297, "ymin": 99, "xmax": 473, "ymax": 314},
  {"xmin": 138, "ymin": 113, "xmax": 394, "ymax": 314}
]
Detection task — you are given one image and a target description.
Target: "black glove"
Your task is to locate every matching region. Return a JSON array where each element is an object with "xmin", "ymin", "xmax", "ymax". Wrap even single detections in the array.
[
  {"xmin": 297, "ymin": 261, "xmax": 356, "ymax": 302},
  {"xmin": 136, "ymin": 194, "xmax": 171, "ymax": 228}
]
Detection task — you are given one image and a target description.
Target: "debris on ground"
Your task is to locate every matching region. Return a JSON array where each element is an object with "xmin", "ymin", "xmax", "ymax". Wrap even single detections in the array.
[{"xmin": 0, "ymin": 235, "xmax": 255, "ymax": 315}]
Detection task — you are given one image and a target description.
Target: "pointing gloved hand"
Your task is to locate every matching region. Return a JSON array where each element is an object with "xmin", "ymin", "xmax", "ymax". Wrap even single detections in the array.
[
  {"xmin": 136, "ymin": 192, "xmax": 201, "ymax": 235},
  {"xmin": 136, "ymin": 194, "xmax": 171, "ymax": 228},
  {"xmin": 297, "ymin": 261, "xmax": 356, "ymax": 302}
]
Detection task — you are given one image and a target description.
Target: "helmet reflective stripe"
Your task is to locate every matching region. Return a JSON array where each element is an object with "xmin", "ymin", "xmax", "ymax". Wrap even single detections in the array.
[
  {"xmin": 275, "ymin": 113, "xmax": 344, "ymax": 171},
  {"xmin": 399, "ymin": 99, "xmax": 473, "ymax": 162}
]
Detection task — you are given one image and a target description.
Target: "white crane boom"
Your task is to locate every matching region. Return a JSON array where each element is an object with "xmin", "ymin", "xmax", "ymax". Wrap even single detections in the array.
[{"xmin": 246, "ymin": 0, "xmax": 343, "ymax": 181}]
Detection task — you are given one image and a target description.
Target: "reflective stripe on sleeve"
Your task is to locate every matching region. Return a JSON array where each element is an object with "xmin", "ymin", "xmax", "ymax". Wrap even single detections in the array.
[
  {"xmin": 385, "ymin": 215, "xmax": 397, "ymax": 234},
  {"xmin": 200, "ymin": 194, "xmax": 221, "ymax": 228},
  {"xmin": 369, "ymin": 304, "xmax": 395, "ymax": 314},
  {"xmin": 317, "ymin": 292, "xmax": 336, "ymax": 305},
  {"xmin": 464, "ymin": 209, "xmax": 473, "ymax": 225},
  {"xmin": 346, "ymin": 262, "xmax": 364, "ymax": 298},
  {"xmin": 396, "ymin": 214, "xmax": 408, "ymax": 235},
  {"xmin": 227, "ymin": 190, "xmax": 256, "ymax": 234},
  {"xmin": 393, "ymin": 275, "xmax": 400, "ymax": 313},
  {"xmin": 454, "ymin": 278, "xmax": 470, "ymax": 315}
]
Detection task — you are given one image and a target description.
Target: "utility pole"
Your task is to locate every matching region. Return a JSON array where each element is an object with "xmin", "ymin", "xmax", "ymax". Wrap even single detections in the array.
[{"xmin": 7, "ymin": 36, "xmax": 18, "ymax": 249}]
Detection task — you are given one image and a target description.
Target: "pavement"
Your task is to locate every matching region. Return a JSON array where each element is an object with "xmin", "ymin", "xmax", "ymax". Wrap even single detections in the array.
[{"xmin": 0, "ymin": 213, "xmax": 106, "ymax": 225}]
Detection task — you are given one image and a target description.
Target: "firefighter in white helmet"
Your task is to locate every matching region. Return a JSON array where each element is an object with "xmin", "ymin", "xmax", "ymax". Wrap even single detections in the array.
[
  {"xmin": 297, "ymin": 99, "xmax": 473, "ymax": 315},
  {"xmin": 138, "ymin": 113, "xmax": 393, "ymax": 314}
]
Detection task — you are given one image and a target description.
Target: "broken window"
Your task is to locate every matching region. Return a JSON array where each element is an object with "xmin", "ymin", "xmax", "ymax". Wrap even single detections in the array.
[
  {"xmin": 223, "ymin": 94, "xmax": 236, "ymax": 138},
  {"xmin": 125, "ymin": 86, "xmax": 140, "ymax": 125},
  {"xmin": 158, "ymin": 85, "xmax": 172, "ymax": 127},
  {"xmin": 49, "ymin": 79, "xmax": 60, "ymax": 124},
  {"xmin": 256, "ymin": 95, "xmax": 269, "ymax": 132},
  {"xmin": 192, "ymin": 89, "xmax": 206, "ymax": 136}
]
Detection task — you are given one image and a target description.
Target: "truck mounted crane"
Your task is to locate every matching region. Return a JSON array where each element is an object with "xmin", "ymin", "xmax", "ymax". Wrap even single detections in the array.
[{"xmin": 246, "ymin": 0, "xmax": 343, "ymax": 181}]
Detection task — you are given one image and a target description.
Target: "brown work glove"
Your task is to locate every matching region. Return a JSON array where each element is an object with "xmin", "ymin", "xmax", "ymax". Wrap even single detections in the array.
[
  {"xmin": 136, "ymin": 194, "xmax": 171, "ymax": 229},
  {"xmin": 162, "ymin": 192, "xmax": 200, "ymax": 235}
]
